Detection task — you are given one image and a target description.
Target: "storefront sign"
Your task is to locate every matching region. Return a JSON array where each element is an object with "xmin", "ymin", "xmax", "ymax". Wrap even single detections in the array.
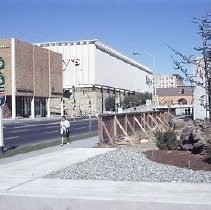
[
  {"xmin": 0, "ymin": 74, "xmax": 5, "ymax": 86},
  {"xmin": 0, "ymin": 93, "xmax": 6, "ymax": 106},
  {"xmin": 0, "ymin": 57, "xmax": 4, "ymax": 70}
]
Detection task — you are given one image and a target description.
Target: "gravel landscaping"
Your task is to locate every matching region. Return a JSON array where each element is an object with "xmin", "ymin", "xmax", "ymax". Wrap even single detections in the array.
[{"xmin": 44, "ymin": 148, "xmax": 211, "ymax": 183}]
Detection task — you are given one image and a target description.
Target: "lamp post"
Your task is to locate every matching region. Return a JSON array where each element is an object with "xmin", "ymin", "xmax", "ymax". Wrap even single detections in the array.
[
  {"xmin": 133, "ymin": 51, "xmax": 155, "ymax": 72},
  {"xmin": 133, "ymin": 51, "xmax": 156, "ymax": 98},
  {"xmin": 133, "ymin": 51, "xmax": 155, "ymax": 73}
]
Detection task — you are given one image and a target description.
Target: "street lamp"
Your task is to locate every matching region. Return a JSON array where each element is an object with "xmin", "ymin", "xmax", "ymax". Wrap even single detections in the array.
[
  {"xmin": 133, "ymin": 51, "xmax": 156, "ymax": 96},
  {"xmin": 133, "ymin": 51, "xmax": 155, "ymax": 73}
]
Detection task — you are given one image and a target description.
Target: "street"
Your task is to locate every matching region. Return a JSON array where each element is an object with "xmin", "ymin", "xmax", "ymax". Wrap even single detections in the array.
[{"xmin": 2, "ymin": 117, "xmax": 98, "ymax": 148}]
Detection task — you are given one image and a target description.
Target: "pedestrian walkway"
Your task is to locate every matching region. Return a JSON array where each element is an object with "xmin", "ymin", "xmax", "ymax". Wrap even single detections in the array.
[
  {"xmin": 0, "ymin": 136, "xmax": 210, "ymax": 210},
  {"xmin": 0, "ymin": 135, "xmax": 99, "ymax": 165}
]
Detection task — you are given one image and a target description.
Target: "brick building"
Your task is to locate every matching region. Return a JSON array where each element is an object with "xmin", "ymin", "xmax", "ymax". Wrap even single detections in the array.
[
  {"xmin": 156, "ymin": 86, "xmax": 193, "ymax": 106},
  {"xmin": 0, "ymin": 38, "xmax": 63, "ymax": 119}
]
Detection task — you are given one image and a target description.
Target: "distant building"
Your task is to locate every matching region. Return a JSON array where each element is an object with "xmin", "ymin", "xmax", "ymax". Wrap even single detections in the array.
[
  {"xmin": 156, "ymin": 86, "xmax": 193, "ymax": 106},
  {"xmin": 154, "ymin": 74, "xmax": 184, "ymax": 88},
  {"xmin": 35, "ymin": 39, "xmax": 153, "ymax": 116},
  {"xmin": 0, "ymin": 38, "xmax": 63, "ymax": 119}
]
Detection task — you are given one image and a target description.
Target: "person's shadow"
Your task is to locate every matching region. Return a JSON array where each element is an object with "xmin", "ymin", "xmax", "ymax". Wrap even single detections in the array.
[{"xmin": 3, "ymin": 145, "xmax": 19, "ymax": 152}]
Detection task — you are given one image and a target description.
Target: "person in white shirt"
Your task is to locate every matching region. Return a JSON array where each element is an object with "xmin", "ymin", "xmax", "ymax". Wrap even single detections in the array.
[{"xmin": 60, "ymin": 116, "xmax": 71, "ymax": 146}]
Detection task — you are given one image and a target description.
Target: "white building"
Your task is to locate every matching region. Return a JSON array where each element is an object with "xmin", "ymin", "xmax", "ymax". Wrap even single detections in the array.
[
  {"xmin": 154, "ymin": 74, "xmax": 183, "ymax": 88},
  {"xmin": 35, "ymin": 39, "xmax": 153, "ymax": 115}
]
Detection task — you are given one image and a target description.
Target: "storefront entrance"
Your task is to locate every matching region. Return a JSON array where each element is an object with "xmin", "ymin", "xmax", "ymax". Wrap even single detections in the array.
[
  {"xmin": 35, "ymin": 98, "xmax": 47, "ymax": 117},
  {"xmin": 16, "ymin": 96, "xmax": 32, "ymax": 117},
  {"xmin": 16, "ymin": 96, "xmax": 47, "ymax": 118}
]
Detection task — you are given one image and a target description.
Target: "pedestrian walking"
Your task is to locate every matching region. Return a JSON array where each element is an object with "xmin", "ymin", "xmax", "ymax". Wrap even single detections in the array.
[{"xmin": 60, "ymin": 116, "xmax": 71, "ymax": 146}]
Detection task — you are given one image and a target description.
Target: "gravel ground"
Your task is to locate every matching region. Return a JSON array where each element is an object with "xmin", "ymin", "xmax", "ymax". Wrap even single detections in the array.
[{"xmin": 44, "ymin": 148, "xmax": 211, "ymax": 183}]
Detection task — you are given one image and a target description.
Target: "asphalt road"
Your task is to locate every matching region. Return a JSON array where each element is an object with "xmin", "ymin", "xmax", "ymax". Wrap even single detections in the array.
[{"xmin": 2, "ymin": 117, "xmax": 98, "ymax": 148}]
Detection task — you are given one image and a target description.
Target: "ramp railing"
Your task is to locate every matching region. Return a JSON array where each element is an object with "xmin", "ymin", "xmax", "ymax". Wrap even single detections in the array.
[{"xmin": 98, "ymin": 111, "xmax": 172, "ymax": 144}]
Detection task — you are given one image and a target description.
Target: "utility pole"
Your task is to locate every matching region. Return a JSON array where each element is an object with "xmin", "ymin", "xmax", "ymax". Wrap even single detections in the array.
[
  {"xmin": 88, "ymin": 100, "xmax": 92, "ymax": 135},
  {"xmin": 0, "ymin": 57, "xmax": 6, "ymax": 154},
  {"xmin": 133, "ymin": 51, "xmax": 156, "ymax": 95}
]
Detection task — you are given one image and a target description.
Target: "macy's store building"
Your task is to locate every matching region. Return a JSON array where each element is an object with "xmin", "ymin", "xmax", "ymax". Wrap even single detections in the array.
[{"xmin": 0, "ymin": 38, "xmax": 63, "ymax": 119}]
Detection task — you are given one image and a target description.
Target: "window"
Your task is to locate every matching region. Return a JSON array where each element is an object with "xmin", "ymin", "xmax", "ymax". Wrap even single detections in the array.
[
  {"xmin": 180, "ymin": 88, "xmax": 185, "ymax": 94},
  {"xmin": 178, "ymin": 98, "xmax": 187, "ymax": 105}
]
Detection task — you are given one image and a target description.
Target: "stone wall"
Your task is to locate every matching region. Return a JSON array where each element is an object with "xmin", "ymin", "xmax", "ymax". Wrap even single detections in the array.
[
  {"xmin": 50, "ymin": 97, "xmax": 62, "ymax": 116},
  {"xmin": 63, "ymin": 87, "xmax": 127, "ymax": 117}
]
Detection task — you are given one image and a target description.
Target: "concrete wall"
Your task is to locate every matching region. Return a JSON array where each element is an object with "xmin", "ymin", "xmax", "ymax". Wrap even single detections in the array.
[
  {"xmin": 193, "ymin": 85, "xmax": 208, "ymax": 120},
  {"xmin": 15, "ymin": 40, "xmax": 34, "ymax": 96},
  {"xmin": 43, "ymin": 43, "xmax": 96, "ymax": 89},
  {"xmin": 95, "ymin": 47, "xmax": 153, "ymax": 92},
  {"xmin": 193, "ymin": 61, "xmax": 209, "ymax": 120},
  {"xmin": 1, "ymin": 39, "xmax": 63, "ymax": 98},
  {"xmin": 0, "ymin": 38, "xmax": 63, "ymax": 118},
  {"xmin": 33, "ymin": 45, "xmax": 49, "ymax": 97},
  {"xmin": 49, "ymin": 51, "xmax": 63, "ymax": 98},
  {"xmin": 36, "ymin": 40, "xmax": 153, "ymax": 93}
]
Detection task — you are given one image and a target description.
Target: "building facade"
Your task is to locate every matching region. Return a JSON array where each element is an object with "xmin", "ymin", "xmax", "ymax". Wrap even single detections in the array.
[
  {"xmin": 156, "ymin": 86, "xmax": 193, "ymax": 106},
  {"xmin": 154, "ymin": 74, "xmax": 183, "ymax": 88},
  {"xmin": 0, "ymin": 38, "xmax": 63, "ymax": 119},
  {"xmin": 193, "ymin": 60, "xmax": 209, "ymax": 120},
  {"xmin": 36, "ymin": 40, "xmax": 153, "ymax": 116}
]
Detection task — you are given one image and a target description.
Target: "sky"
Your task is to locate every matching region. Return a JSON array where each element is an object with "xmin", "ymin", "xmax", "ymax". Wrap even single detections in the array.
[{"xmin": 1, "ymin": 0, "xmax": 210, "ymax": 75}]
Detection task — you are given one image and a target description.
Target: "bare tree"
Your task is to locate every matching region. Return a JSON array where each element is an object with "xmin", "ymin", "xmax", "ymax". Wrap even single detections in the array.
[{"xmin": 167, "ymin": 13, "xmax": 211, "ymax": 121}]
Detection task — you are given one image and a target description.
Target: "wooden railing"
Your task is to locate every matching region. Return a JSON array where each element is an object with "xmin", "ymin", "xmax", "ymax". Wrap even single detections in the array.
[{"xmin": 98, "ymin": 111, "xmax": 172, "ymax": 144}]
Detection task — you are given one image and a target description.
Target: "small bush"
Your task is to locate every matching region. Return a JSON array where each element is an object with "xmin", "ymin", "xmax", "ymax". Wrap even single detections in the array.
[{"xmin": 154, "ymin": 128, "xmax": 178, "ymax": 150}]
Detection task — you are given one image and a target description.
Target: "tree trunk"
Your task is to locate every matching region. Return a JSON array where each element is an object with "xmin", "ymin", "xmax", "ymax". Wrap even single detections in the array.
[{"xmin": 208, "ymin": 78, "xmax": 211, "ymax": 122}]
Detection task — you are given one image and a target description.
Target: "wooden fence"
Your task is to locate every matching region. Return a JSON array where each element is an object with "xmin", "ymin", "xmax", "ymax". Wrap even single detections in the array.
[{"xmin": 98, "ymin": 111, "xmax": 172, "ymax": 144}]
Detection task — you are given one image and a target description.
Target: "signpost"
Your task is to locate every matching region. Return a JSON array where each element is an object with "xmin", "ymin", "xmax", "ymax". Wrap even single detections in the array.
[{"xmin": 0, "ymin": 57, "xmax": 5, "ymax": 153}]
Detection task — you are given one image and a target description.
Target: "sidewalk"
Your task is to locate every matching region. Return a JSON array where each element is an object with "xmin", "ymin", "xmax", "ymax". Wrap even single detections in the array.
[
  {"xmin": 0, "ymin": 135, "xmax": 99, "ymax": 165},
  {"xmin": 3, "ymin": 115, "xmax": 95, "ymax": 124},
  {"xmin": 0, "ymin": 136, "xmax": 211, "ymax": 210}
]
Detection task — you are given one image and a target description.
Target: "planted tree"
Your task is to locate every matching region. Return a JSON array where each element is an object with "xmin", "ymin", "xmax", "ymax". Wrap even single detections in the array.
[
  {"xmin": 122, "ymin": 95, "xmax": 133, "ymax": 109},
  {"xmin": 105, "ymin": 96, "xmax": 115, "ymax": 111},
  {"xmin": 122, "ymin": 92, "xmax": 152, "ymax": 109},
  {"xmin": 154, "ymin": 128, "xmax": 178, "ymax": 150},
  {"xmin": 167, "ymin": 13, "xmax": 211, "ymax": 121}
]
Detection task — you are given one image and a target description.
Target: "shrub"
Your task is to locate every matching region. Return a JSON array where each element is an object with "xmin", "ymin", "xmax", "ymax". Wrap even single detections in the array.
[
  {"xmin": 105, "ymin": 96, "xmax": 115, "ymax": 111},
  {"xmin": 154, "ymin": 128, "xmax": 178, "ymax": 150},
  {"xmin": 122, "ymin": 92, "xmax": 152, "ymax": 109}
]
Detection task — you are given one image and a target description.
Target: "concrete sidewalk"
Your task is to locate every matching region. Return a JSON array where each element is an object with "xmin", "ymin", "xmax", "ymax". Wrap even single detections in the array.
[
  {"xmin": 0, "ymin": 137, "xmax": 211, "ymax": 210},
  {"xmin": 0, "ymin": 135, "xmax": 99, "ymax": 164}
]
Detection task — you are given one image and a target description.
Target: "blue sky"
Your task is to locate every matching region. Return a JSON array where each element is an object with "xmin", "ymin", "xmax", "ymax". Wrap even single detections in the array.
[{"xmin": 1, "ymin": 0, "xmax": 210, "ymax": 75}]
